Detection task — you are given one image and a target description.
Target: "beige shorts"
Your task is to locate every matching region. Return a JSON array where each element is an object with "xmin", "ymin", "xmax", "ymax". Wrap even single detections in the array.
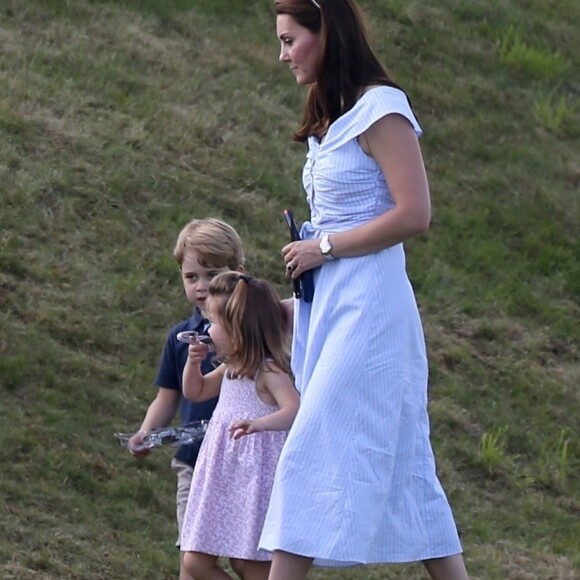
[{"xmin": 170, "ymin": 458, "xmax": 194, "ymax": 548}]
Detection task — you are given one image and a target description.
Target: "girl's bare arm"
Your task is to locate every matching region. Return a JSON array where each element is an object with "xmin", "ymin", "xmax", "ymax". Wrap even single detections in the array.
[
  {"xmin": 182, "ymin": 343, "xmax": 225, "ymax": 401},
  {"xmin": 230, "ymin": 367, "xmax": 299, "ymax": 438}
]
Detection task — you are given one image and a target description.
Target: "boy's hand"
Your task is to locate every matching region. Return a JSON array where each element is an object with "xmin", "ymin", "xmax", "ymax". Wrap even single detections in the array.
[
  {"xmin": 128, "ymin": 432, "xmax": 150, "ymax": 457},
  {"xmin": 187, "ymin": 342, "xmax": 209, "ymax": 364},
  {"xmin": 229, "ymin": 419, "xmax": 262, "ymax": 440}
]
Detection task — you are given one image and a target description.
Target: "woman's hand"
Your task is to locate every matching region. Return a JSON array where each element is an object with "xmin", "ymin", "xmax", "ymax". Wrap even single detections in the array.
[{"xmin": 282, "ymin": 239, "xmax": 324, "ymax": 278}]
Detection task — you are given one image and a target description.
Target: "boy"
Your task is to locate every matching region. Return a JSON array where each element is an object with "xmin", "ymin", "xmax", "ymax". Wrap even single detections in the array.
[{"xmin": 129, "ymin": 217, "xmax": 245, "ymax": 580}]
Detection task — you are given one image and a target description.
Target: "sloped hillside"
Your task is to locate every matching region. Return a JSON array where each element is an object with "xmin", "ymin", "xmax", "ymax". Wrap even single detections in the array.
[{"xmin": 0, "ymin": 1, "xmax": 578, "ymax": 578}]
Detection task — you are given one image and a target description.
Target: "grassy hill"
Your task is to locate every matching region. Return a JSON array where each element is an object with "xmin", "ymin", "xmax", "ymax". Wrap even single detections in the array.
[{"xmin": 1, "ymin": 0, "xmax": 578, "ymax": 578}]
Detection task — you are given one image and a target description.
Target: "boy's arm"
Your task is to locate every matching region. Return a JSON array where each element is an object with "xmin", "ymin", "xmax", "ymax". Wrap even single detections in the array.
[
  {"xmin": 139, "ymin": 387, "xmax": 180, "ymax": 431},
  {"xmin": 281, "ymin": 298, "xmax": 294, "ymax": 335},
  {"xmin": 128, "ymin": 387, "xmax": 180, "ymax": 456},
  {"xmin": 230, "ymin": 367, "xmax": 299, "ymax": 439},
  {"xmin": 183, "ymin": 342, "xmax": 225, "ymax": 402}
]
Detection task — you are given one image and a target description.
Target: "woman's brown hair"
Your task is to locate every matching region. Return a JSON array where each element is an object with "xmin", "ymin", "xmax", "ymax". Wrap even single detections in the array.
[
  {"xmin": 209, "ymin": 272, "xmax": 290, "ymax": 378},
  {"xmin": 274, "ymin": 0, "xmax": 406, "ymax": 142}
]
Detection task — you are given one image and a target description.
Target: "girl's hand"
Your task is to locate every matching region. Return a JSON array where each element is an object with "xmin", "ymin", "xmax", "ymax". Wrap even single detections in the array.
[
  {"xmin": 229, "ymin": 418, "xmax": 262, "ymax": 440},
  {"xmin": 282, "ymin": 239, "xmax": 325, "ymax": 278},
  {"xmin": 187, "ymin": 342, "xmax": 209, "ymax": 365}
]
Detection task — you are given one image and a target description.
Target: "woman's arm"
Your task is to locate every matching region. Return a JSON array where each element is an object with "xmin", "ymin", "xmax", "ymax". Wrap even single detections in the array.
[
  {"xmin": 283, "ymin": 113, "xmax": 430, "ymax": 275},
  {"xmin": 336, "ymin": 113, "xmax": 431, "ymax": 253},
  {"xmin": 182, "ymin": 342, "xmax": 225, "ymax": 402}
]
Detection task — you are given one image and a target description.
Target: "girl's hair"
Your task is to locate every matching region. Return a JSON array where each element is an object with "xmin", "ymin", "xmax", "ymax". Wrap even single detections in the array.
[
  {"xmin": 209, "ymin": 272, "xmax": 290, "ymax": 378},
  {"xmin": 173, "ymin": 217, "xmax": 245, "ymax": 270},
  {"xmin": 274, "ymin": 0, "xmax": 407, "ymax": 142}
]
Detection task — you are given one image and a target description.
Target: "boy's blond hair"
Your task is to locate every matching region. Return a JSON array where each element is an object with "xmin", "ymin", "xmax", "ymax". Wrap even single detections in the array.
[{"xmin": 174, "ymin": 218, "xmax": 245, "ymax": 270}]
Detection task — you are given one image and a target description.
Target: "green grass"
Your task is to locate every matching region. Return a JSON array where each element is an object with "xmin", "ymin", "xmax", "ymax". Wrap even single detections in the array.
[{"xmin": 1, "ymin": 0, "xmax": 579, "ymax": 578}]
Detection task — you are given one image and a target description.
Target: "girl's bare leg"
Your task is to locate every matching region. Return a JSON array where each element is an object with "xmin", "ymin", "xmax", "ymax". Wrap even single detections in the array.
[
  {"xmin": 268, "ymin": 550, "xmax": 313, "ymax": 580},
  {"xmin": 179, "ymin": 551, "xmax": 195, "ymax": 580},
  {"xmin": 422, "ymin": 554, "xmax": 469, "ymax": 580},
  {"xmin": 229, "ymin": 558, "xmax": 245, "ymax": 579},
  {"xmin": 183, "ymin": 551, "xmax": 233, "ymax": 580}
]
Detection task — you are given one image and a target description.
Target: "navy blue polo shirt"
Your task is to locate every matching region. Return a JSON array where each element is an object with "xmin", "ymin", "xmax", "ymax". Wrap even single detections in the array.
[{"xmin": 154, "ymin": 309, "xmax": 218, "ymax": 468}]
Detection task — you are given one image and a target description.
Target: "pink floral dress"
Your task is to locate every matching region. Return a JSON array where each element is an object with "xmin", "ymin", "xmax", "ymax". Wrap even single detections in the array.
[{"xmin": 180, "ymin": 371, "xmax": 288, "ymax": 560}]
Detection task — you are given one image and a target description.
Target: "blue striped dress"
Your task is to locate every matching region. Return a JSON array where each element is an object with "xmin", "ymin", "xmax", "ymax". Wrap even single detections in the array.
[{"xmin": 259, "ymin": 86, "xmax": 463, "ymax": 566}]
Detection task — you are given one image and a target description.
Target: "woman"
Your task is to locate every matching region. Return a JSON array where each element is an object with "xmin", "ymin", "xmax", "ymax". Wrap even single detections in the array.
[{"xmin": 259, "ymin": 1, "xmax": 469, "ymax": 579}]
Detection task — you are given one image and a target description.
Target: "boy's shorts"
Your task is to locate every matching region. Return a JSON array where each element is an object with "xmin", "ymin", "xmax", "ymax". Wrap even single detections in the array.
[{"xmin": 170, "ymin": 458, "xmax": 194, "ymax": 548}]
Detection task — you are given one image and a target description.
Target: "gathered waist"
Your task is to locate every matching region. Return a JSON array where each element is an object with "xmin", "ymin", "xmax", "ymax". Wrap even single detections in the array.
[
  {"xmin": 299, "ymin": 220, "xmax": 353, "ymax": 239},
  {"xmin": 300, "ymin": 220, "xmax": 405, "ymax": 263},
  {"xmin": 299, "ymin": 221, "xmax": 318, "ymax": 240},
  {"xmin": 300, "ymin": 214, "xmax": 386, "ymax": 238}
]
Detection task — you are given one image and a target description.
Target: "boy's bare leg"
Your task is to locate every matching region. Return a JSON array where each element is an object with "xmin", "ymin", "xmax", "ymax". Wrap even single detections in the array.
[
  {"xmin": 422, "ymin": 554, "xmax": 469, "ymax": 580},
  {"xmin": 268, "ymin": 551, "xmax": 313, "ymax": 580}
]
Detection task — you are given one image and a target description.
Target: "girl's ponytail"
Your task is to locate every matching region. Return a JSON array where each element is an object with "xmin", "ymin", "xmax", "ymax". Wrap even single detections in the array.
[{"xmin": 209, "ymin": 273, "xmax": 290, "ymax": 378}]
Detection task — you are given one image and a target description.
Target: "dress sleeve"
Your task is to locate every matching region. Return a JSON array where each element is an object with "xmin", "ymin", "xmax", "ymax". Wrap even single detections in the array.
[{"xmin": 322, "ymin": 86, "xmax": 422, "ymax": 153}]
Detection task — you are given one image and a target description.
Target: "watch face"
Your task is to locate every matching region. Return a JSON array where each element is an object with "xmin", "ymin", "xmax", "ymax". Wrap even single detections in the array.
[{"xmin": 320, "ymin": 236, "xmax": 332, "ymax": 255}]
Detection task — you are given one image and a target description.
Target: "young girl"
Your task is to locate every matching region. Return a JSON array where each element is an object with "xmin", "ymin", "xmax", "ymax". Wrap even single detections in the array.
[{"xmin": 180, "ymin": 272, "xmax": 300, "ymax": 580}]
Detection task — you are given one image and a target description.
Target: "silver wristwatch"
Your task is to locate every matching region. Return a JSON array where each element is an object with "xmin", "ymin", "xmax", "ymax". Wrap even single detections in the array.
[{"xmin": 319, "ymin": 234, "xmax": 335, "ymax": 260}]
